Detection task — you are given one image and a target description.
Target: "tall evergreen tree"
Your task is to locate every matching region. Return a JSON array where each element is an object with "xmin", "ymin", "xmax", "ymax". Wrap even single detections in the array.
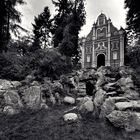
[
  {"xmin": 125, "ymin": 0, "xmax": 140, "ymax": 34},
  {"xmin": 0, "ymin": 0, "xmax": 25, "ymax": 52},
  {"xmin": 54, "ymin": 0, "xmax": 86, "ymax": 64},
  {"xmin": 32, "ymin": 6, "xmax": 52, "ymax": 51}
]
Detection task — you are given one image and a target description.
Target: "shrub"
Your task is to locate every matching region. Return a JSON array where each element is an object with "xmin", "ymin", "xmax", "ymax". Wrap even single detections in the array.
[{"xmin": 0, "ymin": 48, "xmax": 72, "ymax": 81}]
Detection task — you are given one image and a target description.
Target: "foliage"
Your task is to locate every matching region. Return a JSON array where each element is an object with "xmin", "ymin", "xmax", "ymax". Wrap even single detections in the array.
[
  {"xmin": 35, "ymin": 49, "xmax": 72, "ymax": 80},
  {"xmin": 0, "ymin": 0, "xmax": 25, "ymax": 52},
  {"xmin": 124, "ymin": 0, "xmax": 140, "ymax": 69},
  {"xmin": 125, "ymin": 0, "xmax": 140, "ymax": 34},
  {"xmin": 52, "ymin": 0, "xmax": 72, "ymax": 48},
  {"xmin": 0, "ymin": 40, "xmax": 72, "ymax": 81},
  {"xmin": 52, "ymin": 0, "xmax": 86, "ymax": 65},
  {"xmin": 32, "ymin": 6, "xmax": 52, "ymax": 50},
  {"xmin": 0, "ymin": 52, "xmax": 31, "ymax": 80},
  {"xmin": 125, "ymin": 43, "xmax": 140, "ymax": 68}
]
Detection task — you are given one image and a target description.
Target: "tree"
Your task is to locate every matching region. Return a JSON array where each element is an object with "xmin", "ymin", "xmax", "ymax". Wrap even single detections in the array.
[
  {"xmin": 52, "ymin": 0, "xmax": 72, "ymax": 47},
  {"xmin": 125, "ymin": 0, "xmax": 140, "ymax": 34},
  {"xmin": 0, "ymin": 0, "xmax": 25, "ymax": 52},
  {"xmin": 32, "ymin": 6, "xmax": 52, "ymax": 51},
  {"xmin": 52, "ymin": 0, "xmax": 86, "ymax": 65}
]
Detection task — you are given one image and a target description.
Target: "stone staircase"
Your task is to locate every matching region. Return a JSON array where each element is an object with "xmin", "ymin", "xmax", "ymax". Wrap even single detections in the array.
[{"xmin": 77, "ymin": 82, "xmax": 86, "ymax": 97}]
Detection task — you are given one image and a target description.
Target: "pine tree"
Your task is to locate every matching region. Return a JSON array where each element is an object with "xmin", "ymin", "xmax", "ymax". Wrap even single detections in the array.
[
  {"xmin": 32, "ymin": 6, "xmax": 52, "ymax": 51},
  {"xmin": 0, "ymin": 0, "xmax": 25, "ymax": 52},
  {"xmin": 52, "ymin": 0, "xmax": 72, "ymax": 47},
  {"xmin": 57, "ymin": 0, "xmax": 86, "ymax": 64}
]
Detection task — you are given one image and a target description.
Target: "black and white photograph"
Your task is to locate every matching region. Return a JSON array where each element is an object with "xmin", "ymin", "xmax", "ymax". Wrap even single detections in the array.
[{"xmin": 0, "ymin": 0, "xmax": 140, "ymax": 139}]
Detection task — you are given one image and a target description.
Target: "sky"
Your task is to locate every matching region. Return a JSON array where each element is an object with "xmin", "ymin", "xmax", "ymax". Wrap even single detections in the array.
[{"xmin": 18, "ymin": 0, "xmax": 126, "ymax": 37}]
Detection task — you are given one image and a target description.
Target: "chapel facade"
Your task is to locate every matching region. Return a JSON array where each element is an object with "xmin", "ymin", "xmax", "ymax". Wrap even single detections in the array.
[{"xmin": 81, "ymin": 13, "xmax": 126, "ymax": 68}]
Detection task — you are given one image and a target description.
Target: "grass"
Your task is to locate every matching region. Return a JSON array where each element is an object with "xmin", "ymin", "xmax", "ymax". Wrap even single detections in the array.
[{"xmin": 0, "ymin": 105, "xmax": 140, "ymax": 140}]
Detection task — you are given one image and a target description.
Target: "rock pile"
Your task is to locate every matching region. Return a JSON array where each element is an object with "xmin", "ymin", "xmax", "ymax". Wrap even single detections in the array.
[
  {"xmin": 92, "ymin": 66, "xmax": 140, "ymax": 132},
  {"xmin": 0, "ymin": 66, "xmax": 140, "ymax": 132}
]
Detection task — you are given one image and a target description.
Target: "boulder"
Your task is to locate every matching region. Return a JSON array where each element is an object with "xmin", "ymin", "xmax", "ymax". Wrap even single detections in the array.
[
  {"xmin": 79, "ymin": 98, "xmax": 94, "ymax": 114},
  {"xmin": 107, "ymin": 110, "xmax": 140, "ymax": 132},
  {"xmin": 40, "ymin": 103, "xmax": 49, "ymax": 110},
  {"xmin": 94, "ymin": 89, "xmax": 106, "ymax": 108},
  {"xmin": 97, "ymin": 66, "xmax": 112, "ymax": 77},
  {"xmin": 63, "ymin": 113, "xmax": 78, "ymax": 122},
  {"xmin": 115, "ymin": 100, "xmax": 140, "ymax": 111},
  {"xmin": 124, "ymin": 89, "xmax": 139, "ymax": 100},
  {"xmin": 132, "ymin": 113, "xmax": 140, "ymax": 131},
  {"xmin": 96, "ymin": 76, "xmax": 107, "ymax": 90},
  {"xmin": 103, "ymin": 83, "xmax": 117, "ymax": 92},
  {"xmin": 99, "ymin": 97, "xmax": 115, "ymax": 118},
  {"xmin": 107, "ymin": 110, "xmax": 133, "ymax": 129},
  {"xmin": 119, "ymin": 66, "xmax": 135, "ymax": 78},
  {"xmin": 0, "ymin": 79, "xmax": 13, "ymax": 90},
  {"xmin": 11, "ymin": 81, "xmax": 22, "ymax": 88},
  {"xmin": 25, "ymin": 75, "xmax": 35, "ymax": 82},
  {"xmin": 118, "ymin": 77, "xmax": 134, "ymax": 91},
  {"xmin": 3, "ymin": 106, "xmax": 18, "ymax": 115},
  {"xmin": 22, "ymin": 86, "xmax": 42, "ymax": 109},
  {"xmin": 30, "ymin": 81, "xmax": 40, "ymax": 86},
  {"xmin": 4, "ymin": 90, "xmax": 23, "ymax": 109},
  {"xmin": 76, "ymin": 97, "xmax": 85, "ymax": 103},
  {"xmin": 64, "ymin": 96, "xmax": 75, "ymax": 104}
]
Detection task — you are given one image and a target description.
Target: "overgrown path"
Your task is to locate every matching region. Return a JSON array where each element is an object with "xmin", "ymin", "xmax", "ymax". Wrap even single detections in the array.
[{"xmin": 0, "ymin": 105, "xmax": 140, "ymax": 140}]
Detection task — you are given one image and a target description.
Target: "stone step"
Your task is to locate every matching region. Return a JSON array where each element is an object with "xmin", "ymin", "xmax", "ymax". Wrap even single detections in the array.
[{"xmin": 115, "ymin": 100, "xmax": 140, "ymax": 111}]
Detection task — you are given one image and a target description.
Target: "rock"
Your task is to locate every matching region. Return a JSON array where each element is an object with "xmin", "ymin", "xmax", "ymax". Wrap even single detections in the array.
[
  {"xmin": 97, "ymin": 66, "xmax": 112, "ymax": 77},
  {"xmin": 3, "ymin": 106, "xmax": 17, "ymax": 115},
  {"xmin": 40, "ymin": 103, "xmax": 49, "ymax": 110},
  {"xmin": 4, "ymin": 90, "xmax": 23, "ymax": 109},
  {"xmin": 30, "ymin": 81, "xmax": 40, "ymax": 86},
  {"xmin": 132, "ymin": 113, "xmax": 140, "ymax": 131},
  {"xmin": 106, "ymin": 91, "xmax": 117, "ymax": 97},
  {"xmin": 25, "ymin": 75, "xmax": 35, "ymax": 82},
  {"xmin": 124, "ymin": 89, "xmax": 139, "ymax": 100},
  {"xmin": 108, "ymin": 97, "xmax": 128, "ymax": 103},
  {"xmin": 107, "ymin": 110, "xmax": 133, "ymax": 129},
  {"xmin": 96, "ymin": 76, "xmax": 107, "ymax": 90},
  {"xmin": 50, "ymin": 94, "xmax": 56, "ymax": 105},
  {"xmin": 118, "ymin": 77, "xmax": 134, "ymax": 91},
  {"xmin": 94, "ymin": 89, "xmax": 106, "ymax": 108},
  {"xmin": 64, "ymin": 96, "xmax": 75, "ymax": 104},
  {"xmin": 11, "ymin": 81, "xmax": 22, "ymax": 88},
  {"xmin": 99, "ymin": 97, "xmax": 115, "ymax": 118},
  {"xmin": 115, "ymin": 100, "xmax": 140, "ymax": 111},
  {"xmin": 63, "ymin": 113, "xmax": 78, "ymax": 122},
  {"xmin": 79, "ymin": 98, "xmax": 94, "ymax": 114},
  {"xmin": 52, "ymin": 81, "xmax": 63, "ymax": 94},
  {"xmin": 22, "ymin": 86, "xmax": 41, "ymax": 109},
  {"xmin": 119, "ymin": 66, "xmax": 135, "ymax": 78},
  {"xmin": 0, "ymin": 79, "xmax": 13, "ymax": 90},
  {"xmin": 103, "ymin": 83, "xmax": 116, "ymax": 92},
  {"xmin": 76, "ymin": 97, "xmax": 85, "ymax": 103},
  {"xmin": 107, "ymin": 110, "xmax": 140, "ymax": 132}
]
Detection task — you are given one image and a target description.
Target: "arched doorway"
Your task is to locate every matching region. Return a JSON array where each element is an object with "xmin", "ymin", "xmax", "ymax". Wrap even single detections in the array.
[{"xmin": 97, "ymin": 54, "xmax": 105, "ymax": 67}]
